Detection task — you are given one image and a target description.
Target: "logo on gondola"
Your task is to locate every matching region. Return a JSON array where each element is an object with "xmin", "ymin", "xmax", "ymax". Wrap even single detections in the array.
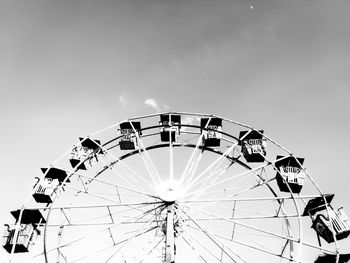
[
  {"xmin": 248, "ymin": 139, "xmax": 262, "ymax": 145},
  {"xmin": 281, "ymin": 166, "xmax": 300, "ymax": 173}
]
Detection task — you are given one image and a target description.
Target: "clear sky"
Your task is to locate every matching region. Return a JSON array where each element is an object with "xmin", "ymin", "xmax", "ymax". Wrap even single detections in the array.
[{"xmin": 1, "ymin": 0, "xmax": 350, "ymax": 261}]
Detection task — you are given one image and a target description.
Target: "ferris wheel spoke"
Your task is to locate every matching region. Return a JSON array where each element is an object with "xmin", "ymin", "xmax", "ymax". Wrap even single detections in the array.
[
  {"xmin": 187, "ymin": 224, "xmax": 293, "ymax": 261},
  {"xmin": 109, "ymin": 159, "xmax": 153, "ymax": 193},
  {"xmin": 191, "ymin": 160, "xmax": 234, "ymax": 201},
  {"xmin": 96, "ymin": 153, "xmax": 153, "ymax": 195},
  {"xmin": 131, "ymin": 122, "xmax": 162, "ymax": 185},
  {"xmin": 184, "ymin": 170, "xmax": 271, "ymax": 202},
  {"xmin": 190, "ymin": 214, "xmax": 299, "ymax": 221},
  {"xmin": 57, "ymin": 249, "xmax": 69, "ymax": 263},
  {"xmin": 182, "ymin": 195, "xmax": 322, "ymax": 213},
  {"xmin": 64, "ymin": 183, "xmax": 156, "ymax": 207},
  {"xmin": 58, "ymin": 203, "xmax": 160, "ymax": 216},
  {"xmin": 180, "ymin": 128, "xmax": 206, "ymax": 185},
  {"xmin": 180, "ymin": 117, "xmax": 215, "ymax": 183},
  {"xmin": 230, "ymin": 178, "xmax": 276, "ymax": 199},
  {"xmin": 185, "ymin": 146, "xmax": 256, "ymax": 194},
  {"xmin": 180, "ymin": 234, "xmax": 225, "ymax": 263},
  {"xmin": 87, "ymin": 139, "xmax": 156, "ymax": 195},
  {"xmin": 71, "ymin": 171, "xmax": 158, "ymax": 200},
  {"xmin": 132, "ymin": 235, "xmax": 164, "ymax": 262},
  {"xmin": 185, "ymin": 161, "xmax": 275, "ymax": 201},
  {"xmin": 40, "ymin": 203, "xmax": 164, "ymax": 260},
  {"xmin": 71, "ymin": 226, "xmax": 158, "ymax": 263},
  {"xmin": 189, "ymin": 155, "xmax": 290, "ymax": 197},
  {"xmin": 181, "ymin": 207, "xmax": 240, "ymax": 262},
  {"xmin": 179, "ymin": 226, "xmax": 210, "ymax": 263},
  {"xmin": 181, "ymin": 221, "xmax": 248, "ymax": 263},
  {"xmin": 68, "ymin": 245, "xmax": 115, "ymax": 263},
  {"xmin": 65, "ymin": 184, "xmax": 127, "ymax": 204},
  {"xmin": 183, "ymin": 210, "xmax": 289, "ymax": 261},
  {"xmin": 186, "ymin": 142, "xmax": 238, "ymax": 190},
  {"xmin": 188, "ymin": 177, "xmax": 277, "ymax": 207},
  {"xmin": 182, "ymin": 205, "xmax": 295, "ymax": 244},
  {"xmin": 111, "ymin": 146, "xmax": 160, "ymax": 188},
  {"xmin": 181, "ymin": 204, "xmax": 336, "ymax": 255},
  {"xmin": 180, "ymin": 115, "xmax": 226, "ymax": 185},
  {"xmin": 48, "ymin": 201, "xmax": 162, "ymax": 210},
  {"xmin": 45, "ymin": 203, "xmax": 161, "ymax": 227},
  {"xmin": 180, "ymin": 207, "xmax": 245, "ymax": 263},
  {"xmin": 180, "ymin": 205, "xmax": 298, "ymax": 222},
  {"xmin": 216, "ymin": 178, "xmax": 274, "ymax": 198},
  {"xmin": 104, "ymin": 209, "xmax": 162, "ymax": 263},
  {"xmin": 68, "ymin": 226, "xmax": 158, "ymax": 263}
]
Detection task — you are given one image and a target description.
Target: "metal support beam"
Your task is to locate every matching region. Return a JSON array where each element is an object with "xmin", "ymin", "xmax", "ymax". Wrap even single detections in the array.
[{"xmin": 165, "ymin": 204, "xmax": 175, "ymax": 263}]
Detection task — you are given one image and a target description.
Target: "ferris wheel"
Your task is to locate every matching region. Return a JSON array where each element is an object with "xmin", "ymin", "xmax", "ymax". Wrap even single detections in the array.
[{"xmin": 3, "ymin": 112, "xmax": 350, "ymax": 263}]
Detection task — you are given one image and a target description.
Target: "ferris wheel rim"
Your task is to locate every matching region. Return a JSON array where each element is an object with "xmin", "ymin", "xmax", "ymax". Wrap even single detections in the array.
[
  {"xmin": 41, "ymin": 112, "xmax": 328, "ymax": 262},
  {"xmin": 6, "ymin": 111, "xmax": 345, "ymax": 263}
]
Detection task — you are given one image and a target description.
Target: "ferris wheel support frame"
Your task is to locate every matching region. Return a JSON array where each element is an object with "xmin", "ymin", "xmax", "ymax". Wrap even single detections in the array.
[{"xmin": 165, "ymin": 203, "xmax": 176, "ymax": 263}]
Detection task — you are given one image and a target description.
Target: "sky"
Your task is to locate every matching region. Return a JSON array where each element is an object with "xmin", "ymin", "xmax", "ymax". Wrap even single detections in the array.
[{"xmin": 1, "ymin": 0, "xmax": 350, "ymax": 261}]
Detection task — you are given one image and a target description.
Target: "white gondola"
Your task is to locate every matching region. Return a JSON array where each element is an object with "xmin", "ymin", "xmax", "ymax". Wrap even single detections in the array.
[
  {"xmin": 119, "ymin": 122, "xmax": 141, "ymax": 150},
  {"xmin": 312, "ymin": 207, "xmax": 350, "ymax": 243},
  {"xmin": 2, "ymin": 209, "xmax": 45, "ymax": 253},
  {"xmin": 275, "ymin": 155, "xmax": 305, "ymax": 193},
  {"xmin": 304, "ymin": 195, "xmax": 350, "ymax": 243},
  {"xmin": 2, "ymin": 224, "xmax": 39, "ymax": 253},
  {"xmin": 160, "ymin": 114, "xmax": 181, "ymax": 142},
  {"xmin": 32, "ymin": 167, "xmax": 69, "ymax": 204},
  {"xmin": 32, "ymin": 177, "xmax": 60, "ymax": 204},
  {"xmin": 200, "ymin": 118, "xmax": 222, "ymax": 147},
  {"xmin": 239, "ymin": 130, "xmax": 267, "ymax": 162},
  {"xmin": 69, "ymin": 137, "xmax": 102, "ymax": 170}
]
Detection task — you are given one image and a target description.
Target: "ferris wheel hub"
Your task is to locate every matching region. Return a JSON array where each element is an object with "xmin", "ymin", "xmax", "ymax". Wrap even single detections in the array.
[{"xmin": 157, "ymin": 179, "xmax": 186, "ymax": 202}]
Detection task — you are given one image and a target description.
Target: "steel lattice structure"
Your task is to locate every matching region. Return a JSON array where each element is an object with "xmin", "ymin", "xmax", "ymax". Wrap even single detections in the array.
[{"xmin": 3, "ymin": 112, "xmax": 350, "ymax": 263}]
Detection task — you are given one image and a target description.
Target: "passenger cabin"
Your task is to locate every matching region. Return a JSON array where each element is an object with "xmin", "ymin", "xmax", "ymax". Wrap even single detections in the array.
[
  {"xmin": 3, "ymin": 209, "xmax": 45, "ymax": 253},
  {"xmin": 69, "ymin": 137, "xmax": 102, "ymax": 170},
  {"xmin": 239, "ymin": 130, "xmax": 267, "ymax": 162},
  {"xmin": 275, "ymin": 155, "xmax": 305, "ymax": 194},
  {"xmin": 303, "ymin": 195, "xmax": 350, "ymax": 243},
  {"xmin": 159, "ymin": 114, "xmax": 181, "ymax": 142},
  {"xmin": 315, "ymin": 253, "xmax": 350, "ymax": 263},
  {"xmin": 32, "ymin": 168, "xmax": 69, "ymax": 204},
  {"xmin": 200, "ymin": 118, "xmax": 222, "ymax": 147},
  {"xmin": 119, "ymin": 122, "xmax": 142, "ymax": 150}
]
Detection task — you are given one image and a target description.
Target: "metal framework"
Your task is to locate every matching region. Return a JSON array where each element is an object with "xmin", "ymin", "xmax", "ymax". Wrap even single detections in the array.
[{"xmin": 3, "ymin": 112, "xmax": 350, "ymax": 263}]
